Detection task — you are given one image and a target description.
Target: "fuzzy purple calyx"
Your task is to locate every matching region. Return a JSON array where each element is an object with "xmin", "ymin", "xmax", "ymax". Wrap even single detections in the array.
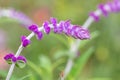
[
  {"xmin": 89, "ymin": 12, "xmax": 99, "ymax": 22},
  {"xmin": 43, "ymin": 21, "xmax": 51, "ymax": 34},
  {"xmin": 76, "ymin": 28, "xmax": 90, "ymax": 40},
  {"xmin": 12, "ymin": 56, "xmax": 17, "ymax": 63},
  {"xmin": 50, "ymin": 17, "xmax": 57, "ymax": 27},
  {"xmin": 17, "ymin": 56, "xmax": 27, "ymax": 63},
  {"xmin": 98, "ymin": 4, "xmax": 108, "ymax": 16},
  {"xmin": 21, "ymin": 36, "xmax": 31, "ymax": 47},
  {"xmin": 36, "ymin": 31, "xmax": 43, "ymax": 40},
  {"xmin": 28, "ymin": 24, "xmax": 38, "ymax": 32},
  {"xmin": 4, "ymin": 53, "xmax": 14, "ymax": 60},
  {"xmin": 108, "ymin": 2, "xmax": 118, "ymax": 12}
]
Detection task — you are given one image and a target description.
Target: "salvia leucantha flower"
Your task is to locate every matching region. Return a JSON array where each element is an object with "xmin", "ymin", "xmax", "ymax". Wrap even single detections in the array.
[
  {"xmin": 90, "ymin": 0, "xmax": 120, "ymax": 21},
  {"xmin": 21, "ymin": 36, "xmax": 31, "ymax": 47},
  {"xmin": 29, "ymin": 24, "xmax": 43, "ymax": 40},
  {"xmin": 4, "ymin": 53, "xmax": 26, "ymax": 64},
  {"xmin": 28, "ymin": 17, "xmax": 90, "ymax": 41}
]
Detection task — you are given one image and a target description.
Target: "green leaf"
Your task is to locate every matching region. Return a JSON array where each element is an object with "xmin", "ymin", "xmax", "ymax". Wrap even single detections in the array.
[
  {"xmin": 68, "ymin": 47, "xmax": 94, "ymax": 79},
  {"xmin": 53, "ymin": 50, "xmax": 68, "ymax": 60},
  {"xmin": 27, "ymin": 60, "xmax": 43, "ymax": 76},
  {"xmin": 88, "ymin": 78, "xmax": 112, "ymax": 80},
  {"xmin": 39, "ymin": 55, "xmax": 52, "ymax": 72},
  {"xmin": 18, "ymin": 74, "xmax": 32, "ymax": 80},
  {"xmin": 6, "ymin": 59, "xmax": 12, "ymax": 64},
  {"xmin": 50, "ymin": 33, "xmax": 69, "ymax": 48},
  {"xmin": 16, "ymin": 60, "xmax": 26, "ymax": 68}
]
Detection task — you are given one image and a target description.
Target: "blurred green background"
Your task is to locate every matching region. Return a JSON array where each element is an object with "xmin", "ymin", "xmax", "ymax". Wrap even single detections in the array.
[{"xmin": 0, "ymin": 0, "xmax": 120, "ymax": 80}]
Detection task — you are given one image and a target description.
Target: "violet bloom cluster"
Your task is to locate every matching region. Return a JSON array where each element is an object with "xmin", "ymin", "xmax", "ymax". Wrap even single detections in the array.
[
  {"xmin": 4, "ymin": 53, "xmax": 26, "ymax": 63},
  {"xmin": 90, "ymin": 0, "xmax": 120, "ymax": 21},
  {"xmin": 29, "ymin": 17, "xmax": 89, "ymax": 40}
]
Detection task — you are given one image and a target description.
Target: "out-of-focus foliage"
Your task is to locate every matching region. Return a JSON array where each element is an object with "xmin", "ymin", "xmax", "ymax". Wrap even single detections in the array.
[{"xmin": 0, "ymin": 0, "xmax": 120, "ymax": 80}]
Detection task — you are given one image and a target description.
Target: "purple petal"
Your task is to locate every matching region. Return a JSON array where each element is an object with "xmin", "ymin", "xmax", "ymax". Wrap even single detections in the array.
[
  {"xmin": 17, "ymin": 56, "xmax": 27, "ymax": 63},
  {"xmin": 98, "ymin": 4, "xmax": 108, "ymax": 16},
  {"xmin": 108, "ymin": 2, "xmax": 118, "ymax": 12},
  {"xmin": 43, "ymin": 21, "xmax": 49, "ymax": 28},
  {"xmin": 64, "ymin": 20, "xmax": 71, "ymax": 28},
  {"xmin": 43, "ymin": 21, "xmax": 51, "ymax": 34},
  {"xmin": 12, "ymin": 56, "xmax": 17, "ymax": 63},
  {"xmin": 21, "ymin": 36, "xmax": 26, "ymax": 42},
  {"xmin": 21, "ymin": 36, "xmax": 31, "ymax": 47},
  {"xmin": 36, "ymin": 31, "xmax": 43, "ymax": 40},
  {"xmin": 50, "ymin": 17, "xmax": 57, "ymax": 27},
  {"xmin": 89, "ymin": 12, "xmax": 99, "ymax": 22},
  {"xmin": 22, "ymin": 39, "xmax": 31, "ymax": 47},
  {"xmin": 77, "ymin": 28, "xmax": 90, "ymax": 40},
  {"xmin": 45, "ymin": 27, "xmax": 51, "ymax": 34},
  {"xmin": 29, "ymin": 24, "xmax": 38, "ymax": 32},
  {"xmin": 4, "ymin": 53, "xmax": 14, "ymax": 60}
]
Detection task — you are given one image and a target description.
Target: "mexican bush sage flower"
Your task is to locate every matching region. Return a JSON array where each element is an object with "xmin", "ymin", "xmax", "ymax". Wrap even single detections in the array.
[
  {"xmin": 17, "ymin": 56, "xmax": 27, "ymax": 63},
  {"xmin": 4, "ymin": 53, "xmax": 27, "ymax": 68},
  {"xmin": 28, "ymin": 17, "xmax": 90, "ymax": 41},
  {"xmin": 4, "ymin": 53, "xmax": 14, "ymax": 64},
  {"xmin": 21, "ymin": 36, "xmax": 31, "ymax": 47}
]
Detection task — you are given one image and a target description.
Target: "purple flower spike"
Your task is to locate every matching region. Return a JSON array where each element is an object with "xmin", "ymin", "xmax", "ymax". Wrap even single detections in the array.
[
  {"xmin": 12, "ymin": 56, "xmax": 17, "ymax": 63},
  {"xmin": 98, "ymin": 4, "xmax": 108, "ymax": 16},
  {"xmin": 4, "ymin": 53, "xmax": 14, "ymax": 60},
  {"xmin": 50, "ymin": 17, "xmax": 57, "ymax": 27},
  {"xmin": 43, "ymin": 21, "xmax": 51, "ymax": 34},
  {"xmin": 89, "ymin": 12, "xmax": 99, "ymax": 22},
  {"xmin": 17, "ymin": 56, "xmax": 27, "ymax": 63},
  {"xmin": 36, "ymin": 31, "xmax": 43, "ymax": 40},
  {"xmin": 21, "ymin": 36, "xmax": 31, "ymax": 47}
]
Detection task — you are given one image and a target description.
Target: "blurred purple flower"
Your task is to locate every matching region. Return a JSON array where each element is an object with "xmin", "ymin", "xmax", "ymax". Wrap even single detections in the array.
[
  {"xmin": 90, "ymin": 0, "xmax": 120, "ymax": 21},
  {"xmin": 0, "ymin": 8, "xmax": 34, "ymax": 28},
  {"xmin": 4, "ymin": 53, "xmax": 27, "ymax": 63}
]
